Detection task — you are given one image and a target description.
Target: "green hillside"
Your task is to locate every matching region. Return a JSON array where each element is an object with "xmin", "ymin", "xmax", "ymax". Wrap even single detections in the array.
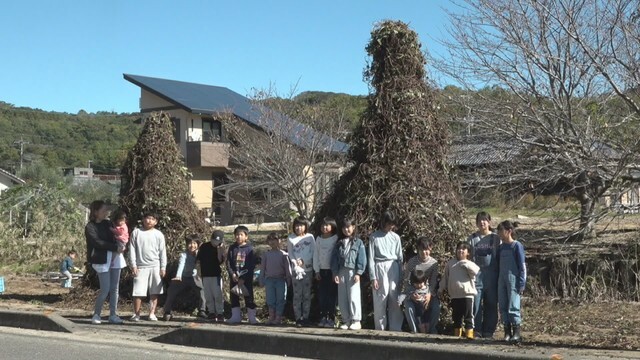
[
  {"xmin": 0, "ymin": 101, "xmax": 141, "ymax": 174},
  {"xmin": 0, "ymin": 92, "xmax": 370, "ymax": 176}
]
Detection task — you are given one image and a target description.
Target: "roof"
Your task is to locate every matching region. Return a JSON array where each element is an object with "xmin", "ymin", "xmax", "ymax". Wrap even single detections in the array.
[
  {"xmin": 449, "ymin": 141, "xmax": 526, "ymax": 166},
  {"xmin": 0, "ymin": 167, "xmax": 25, "ymax": 185},
  {"xmin": 123, "ymin": 74, "xmax": 348, "ymax": 154}
]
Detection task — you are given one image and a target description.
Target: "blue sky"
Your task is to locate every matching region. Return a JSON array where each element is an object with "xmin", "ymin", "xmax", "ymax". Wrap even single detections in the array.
[{"xmin": 0, "ymin": 1, "xmax": 453, "ymax": 114}]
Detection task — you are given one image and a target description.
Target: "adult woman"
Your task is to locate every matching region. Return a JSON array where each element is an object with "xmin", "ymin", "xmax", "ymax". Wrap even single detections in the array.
[{"xmin": 85, "ymin": 200, "xmax": 125, "ymax": 324}]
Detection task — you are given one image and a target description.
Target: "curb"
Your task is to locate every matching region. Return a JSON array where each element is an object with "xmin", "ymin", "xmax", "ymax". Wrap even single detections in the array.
[
  {"xmin": 0, "ymin": 309, "xmax": 76, "ymax": 333},
  {"xmin": 151, "ymin": 325, "xmax": 544, "ymax": 360}
]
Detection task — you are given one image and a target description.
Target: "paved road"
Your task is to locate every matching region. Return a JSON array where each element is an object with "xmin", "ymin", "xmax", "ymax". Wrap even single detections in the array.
[{"xmin": 0, "ymin": 326, "xmax": 305, "ymax": 360}]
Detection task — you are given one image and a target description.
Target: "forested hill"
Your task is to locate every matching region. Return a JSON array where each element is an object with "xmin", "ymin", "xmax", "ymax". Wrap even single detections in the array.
[
  {"xmin": 0, "ymin": 91, "xmax": 369, "ymax": 175},
  {"xmin": 0, "ymin": 101, "xmax": 141, "ymax": 174}
]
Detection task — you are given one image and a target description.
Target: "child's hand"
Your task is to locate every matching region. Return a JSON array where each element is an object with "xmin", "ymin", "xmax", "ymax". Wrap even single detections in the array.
[
  {"xmin": 160, "ymin": 269, "xmax": 166, "ymax": 278},
  {"xmin": 372, "ymin": 279, "xmax": 379, "ymax": 290},
  {"xmin": 296, "ymin": 259, "xmax": 304, "ymax": 267},
  {"xmin": 315, "ymin": 273, "xmax": 321, "ymax": 281},
  {"xmin": 334, "ymin": 276, "xmax": 339, "ymax": 284},
  {"xmin": 424, "ymin": 293, "xmax": 431, "ymax": 305},
  {"xmin": 353, "ymin": 274, "xmax": 360, "ymax": 283},
  {"xmin": 132, "ymin": 267, "xmax": 139, "ymax": 276}
]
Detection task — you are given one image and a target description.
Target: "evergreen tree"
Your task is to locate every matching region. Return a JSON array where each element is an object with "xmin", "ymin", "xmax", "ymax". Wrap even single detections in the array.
[
  {"xmin": 120, "ymin": 112, "xmax": 208, "ymax": 258},
  {"xmin": 314, "ymin": 20, "xmax": 465, "ymax": 252}
]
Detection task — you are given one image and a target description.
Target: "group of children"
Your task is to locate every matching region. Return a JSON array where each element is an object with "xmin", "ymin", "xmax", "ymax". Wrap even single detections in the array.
[{"xmin": 76, "ymin": 208, "xmax": 526, "ymax": 342}]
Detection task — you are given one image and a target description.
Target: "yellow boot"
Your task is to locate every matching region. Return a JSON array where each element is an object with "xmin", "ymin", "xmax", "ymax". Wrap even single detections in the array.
[
  {"xmin": 465, "ymin": 328, "xmax": 474, "ymax": 340},
  {"xmin": 453, "ymin": 328, "xmax": 463, "ymax": 337}
]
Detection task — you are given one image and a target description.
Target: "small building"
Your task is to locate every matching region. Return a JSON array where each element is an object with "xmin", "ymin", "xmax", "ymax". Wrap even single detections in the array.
[
  {"xmin": 0, "ymin": 167, "xmax": 25, "ymax": 193},
  {"xmin": 63, "ymin": 167, "xmax": 94, "ymax": 184},
  {"xmin": 124, "ymin": 74, "xmax": 347, "ymax": 225}
]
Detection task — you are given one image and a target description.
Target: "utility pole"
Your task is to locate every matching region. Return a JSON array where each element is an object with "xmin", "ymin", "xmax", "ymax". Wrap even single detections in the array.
[{"xmin": 13, "ymin": 137, "xmax": 29, "ymax": 172}]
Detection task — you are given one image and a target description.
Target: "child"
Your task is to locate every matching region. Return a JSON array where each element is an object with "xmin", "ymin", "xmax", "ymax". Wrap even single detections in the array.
[
  {"xmin": 286, "ymin": 216, "xmax": 316, "ymax": 327},
  {"xmin": 163, "ymin": 235, "xmax": 207, "ymax": 321},
  {"xmin": 60, "ymin": 250, "xmax": 77, "ymax": 288},
  {"xmin": 111, "ymin": 209, "xmax": 129, "ymax": 253},
  {"xmin": 259, "ymin": 232, "xmax": 292, "ymax": 325},
  {"xmin": 400, "ymin": 237, "xmax": 439, "ymax": 334},
  {"xmin": 331, "ymin": 217, "xmax": 366, "ymax": 330},
  {"xmin": 368, "ymin": 210, "xmax": 403, "ymax": 331},
  {"xmin": 438, "ymin": 242, "xmax": 480, "ymax": 339},
  {"xmin": 496, "ymin": 220, "xmax": 526, "ymax": 343},
  {"xmin": 408, "ymin": 270, "xmax": 430, "ymax": 333},
  {"xmin": 313, "ymin": 217, "xmax": 339, "ymax": 328},
  {"xmin": 226, "ymin": 225, "xmax": 258, "ymax": 324},
  {"xmin": 468, "ymin": 211, "xmax": 500, "ymax": 339},
  {"xmin": 197, "ymin": 229, "xmax": 226, "ymax": 322},
  {"xmin": 129, "ymin": 212, "xmax": 167, "ymax": 321}
]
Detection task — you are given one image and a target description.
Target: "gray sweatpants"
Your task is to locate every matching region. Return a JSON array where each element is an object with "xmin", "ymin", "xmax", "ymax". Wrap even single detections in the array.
[
  {"xmin": 202, "ymin": 276, "xmax": 224, "ymax": 315},
  {"xmin": 372, "ymin": 260, "xmax": 403, "ymax": 331},
  {"xmin": 337, "ymin": 268, "xmax": 361, "ymax": 323},
  {"xmin": 293, "ymin": 271, "xmax": 312, "ymax": 320}
]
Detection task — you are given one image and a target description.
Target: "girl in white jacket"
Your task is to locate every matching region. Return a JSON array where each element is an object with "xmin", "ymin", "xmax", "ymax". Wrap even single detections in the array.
[{"xmin": 438, "ymin": 242, "xmax": 480, "ymax": 339}]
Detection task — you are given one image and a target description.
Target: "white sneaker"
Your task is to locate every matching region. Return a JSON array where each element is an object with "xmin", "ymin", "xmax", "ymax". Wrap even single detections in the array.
[
  {"xmin": 148, "ymin": 314, "xmax": 158, "ymax": 321},
  {"xmin": 130, "ymin": 314, "xmax": 141, "ymax": 322},
  {"xmin": 108, "ymin": 315, "xmax": 123, "ymax": 324},
  {"xmin": 339, "ymin": 323, "xmax": 349, "ymax": 330},
  {"xmin": 91, "ymin": 314, "xmax": 102, "ymax": 325},
  {"xmin": 349, "ymin": 321, "xmax": 361, "ymax": 330}
]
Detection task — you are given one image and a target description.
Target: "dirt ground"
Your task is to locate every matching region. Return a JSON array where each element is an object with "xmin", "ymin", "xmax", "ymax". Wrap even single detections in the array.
[{"xmin": 1, "ymin": 272, "xmax": 639, "ymax": 352}]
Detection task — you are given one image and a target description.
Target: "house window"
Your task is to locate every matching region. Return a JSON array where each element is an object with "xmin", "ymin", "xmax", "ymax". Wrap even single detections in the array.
[
  {"xmin": 79, "ymin": 171, "xmax": 88, "ymax": 176},
  {"xmin": 202, "ymin": 117, "xmax": 222, "ymax": 142}
]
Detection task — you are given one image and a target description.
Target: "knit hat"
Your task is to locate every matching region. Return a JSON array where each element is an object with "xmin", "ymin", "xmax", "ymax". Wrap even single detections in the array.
[{"xmin": 211, "ymin": 230, "xmax": 225, "ymax": 246}]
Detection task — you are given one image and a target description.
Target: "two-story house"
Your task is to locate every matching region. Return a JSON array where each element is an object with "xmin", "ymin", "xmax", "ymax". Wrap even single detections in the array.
[{"xmin": 124, "ymin": 74, "xmax": 348, "ymax": 224}]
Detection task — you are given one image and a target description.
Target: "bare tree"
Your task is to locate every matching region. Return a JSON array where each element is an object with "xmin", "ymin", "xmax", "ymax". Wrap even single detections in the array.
[
  {"xmin": 437, "ymin": 0, "xmax": 640, "ymax": 239},
  {"xmin": 218, "ymin": 89, "xmax": 349, "ymax": 221}
]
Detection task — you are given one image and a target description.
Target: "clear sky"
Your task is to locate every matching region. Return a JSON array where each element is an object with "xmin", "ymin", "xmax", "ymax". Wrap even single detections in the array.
[{"xmin": 0, "ymin": 0, "xmax": 453, "ymax": 114}]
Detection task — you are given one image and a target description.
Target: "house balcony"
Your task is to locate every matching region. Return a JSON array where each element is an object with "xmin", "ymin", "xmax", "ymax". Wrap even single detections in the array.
[{"xmin": 186, "ymin": 141, "xmax": 230, "ymax": 168}]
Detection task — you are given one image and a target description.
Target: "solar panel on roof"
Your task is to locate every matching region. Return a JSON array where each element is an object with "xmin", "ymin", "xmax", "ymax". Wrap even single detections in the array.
[{"xmin": 124, "ymin": 74, "xmax": 349, "ymax": 154}]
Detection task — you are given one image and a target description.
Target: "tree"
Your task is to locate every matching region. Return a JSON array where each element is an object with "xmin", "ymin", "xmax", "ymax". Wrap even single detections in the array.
[
  {"xmin": 314, "ymin": 20, "xmax": 466, "ymax": 251},
  {"xmin": 120, "ymin": 112, "xmax": 208, "ymax": 257},
  {"xmin": 219, "ymin": 88, "xmax": 350, "ymax": 220},
  {"xmin": 437, "ymin": 0, "xmax": 640, "ymax": 239},
  {"xmin": 0, "ymin": 183, "xmax": 85, "ymax": 268}
]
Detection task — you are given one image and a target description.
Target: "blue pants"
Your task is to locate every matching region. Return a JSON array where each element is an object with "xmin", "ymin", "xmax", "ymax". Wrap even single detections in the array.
[
  {"xmin": 264, "ymin": 277, "xmax": 287, "ymax": 315},
  {"xmin": 403, "ymin": 295, "xmax": 441, "ymax": 334},
  {"xmin": 474, "ymin": 269, "xmax": 498, "ymax": 337},
  {"xmin": 498, "ymin": 247, "xmax": 522, "ymax": 325},
  {"xmin": 318, "ymin": 269, "xmax": 337, "ymax": 319},
  {"xmin": 94, "ymin": 268, "xmax": 121, "ymax": 317}
]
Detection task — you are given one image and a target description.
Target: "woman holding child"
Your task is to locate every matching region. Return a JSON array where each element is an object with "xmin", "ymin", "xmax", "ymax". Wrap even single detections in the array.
[{"xmin": 85, "ymin": 200, "xmax": 126, "ymax": 325}]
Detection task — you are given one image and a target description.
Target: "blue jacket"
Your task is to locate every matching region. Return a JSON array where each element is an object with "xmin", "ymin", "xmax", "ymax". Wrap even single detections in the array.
[
  {"xmin": 226, "ymin": 242, "xmax": 256, "ymax": 281},
  {"xmin": 60, "ymin": 256, "xmax": 74, "ymax": 273},
  {"xmin": 331, "ymin": 237, "xmax": 367, "ymax": 277}
]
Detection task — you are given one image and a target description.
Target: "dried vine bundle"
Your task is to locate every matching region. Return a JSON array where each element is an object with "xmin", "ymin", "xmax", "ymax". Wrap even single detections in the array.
[
  {"xmin": 315, "ymin": 20, "xmax": 466, "ymax": 252},
  {"xmin": 120, "ymin": 112, "xmax": 208, "ymax": 258}
]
